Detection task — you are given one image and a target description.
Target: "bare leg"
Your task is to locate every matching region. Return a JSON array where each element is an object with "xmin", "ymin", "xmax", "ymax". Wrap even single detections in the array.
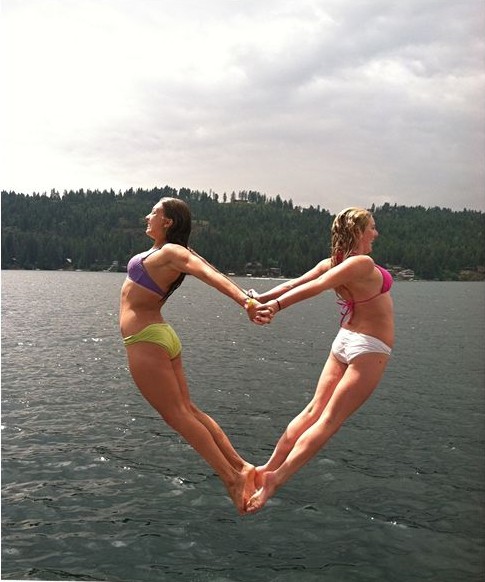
[
  {"xmin": 172, "ymin": 356, "xmax": 256, "ymax": 503},
  {"xmin": 172, "ymin": 356, "xmax": 247, "ymax": 471},
  {"xmin": 257, "ymin": 353, "xmax": 346, "ymax": 478},
  {"xmin": 247, "ymin": 352, "xmax": 389, "ymax": 512},
  {"xmin": 126, "ymin": 343, "xmax": 254, "ymax": 513}
]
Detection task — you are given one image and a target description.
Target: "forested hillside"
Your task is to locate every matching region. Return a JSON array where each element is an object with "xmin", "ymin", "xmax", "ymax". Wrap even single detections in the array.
[{"xmin": 2, "ymin": 187, "xmax": 484, "ymax": 280}]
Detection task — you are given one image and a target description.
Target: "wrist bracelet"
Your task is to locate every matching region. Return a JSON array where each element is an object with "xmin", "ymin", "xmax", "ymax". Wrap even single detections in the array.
[{"xmin": 276, "ymin": 299, "xmax": 282, "ymax": 311}]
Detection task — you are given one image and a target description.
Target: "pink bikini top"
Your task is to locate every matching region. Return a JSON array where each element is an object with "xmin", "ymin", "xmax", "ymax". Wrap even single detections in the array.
[
  {"xmin": 337, "ymin": 264, "xmax": 393, "ymax": 325},
  {"xmin": 126, "ymin": 248, "xmax": 168, "ymax": 298}
]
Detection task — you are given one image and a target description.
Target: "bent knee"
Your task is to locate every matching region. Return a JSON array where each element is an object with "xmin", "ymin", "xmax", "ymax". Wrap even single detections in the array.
[{"xmin": 303, "ymin": 400, "xmax": 326, "ymax": 423}]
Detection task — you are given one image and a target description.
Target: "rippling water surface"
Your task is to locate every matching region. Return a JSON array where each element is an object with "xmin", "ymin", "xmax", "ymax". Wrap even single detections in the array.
[{"xmin": 2, "ymin": 271, "xmax": 484, "ymax": 581}]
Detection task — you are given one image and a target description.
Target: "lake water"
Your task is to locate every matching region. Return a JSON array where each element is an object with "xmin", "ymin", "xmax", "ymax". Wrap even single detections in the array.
[{"xmin": 1, "ymin": 271, "xmax": 484, "ymax": 582}]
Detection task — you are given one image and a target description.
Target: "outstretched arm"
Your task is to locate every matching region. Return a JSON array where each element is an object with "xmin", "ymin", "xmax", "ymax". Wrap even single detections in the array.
[
  {"xmin": 164, "ymin": 244, "xmax": 271, "ymax": 323},
  {"xmin": 249, "ymin": 258, "xmax": 331, "ymax": 303},
  {"xmin": 257, "ymin": 255, "xmax": 375, "ymax": 316}
]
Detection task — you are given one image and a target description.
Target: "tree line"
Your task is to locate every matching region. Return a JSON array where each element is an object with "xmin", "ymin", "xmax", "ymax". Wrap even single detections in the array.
[{"xmin": 2, "ymin": 187, "xmax": 484, "ymax": 280}]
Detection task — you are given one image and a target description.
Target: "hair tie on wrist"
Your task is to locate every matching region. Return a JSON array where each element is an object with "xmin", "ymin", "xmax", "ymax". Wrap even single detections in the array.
[{"xmin": 276, "ymin": 300, "xmax": 282, "ymax": 311}]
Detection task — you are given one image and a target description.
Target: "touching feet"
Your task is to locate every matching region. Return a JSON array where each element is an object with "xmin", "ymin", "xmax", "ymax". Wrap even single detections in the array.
[
  {"xmin": 245, "ymin": 470, "xmax": 278, "ymax": 514},
  {"xmin": 225, "ymin": 463, "xmax": 278, "ymax": 514},
  {"xmin": 225, "ymin": 462, "xmax": 256, "ymax": 514}
]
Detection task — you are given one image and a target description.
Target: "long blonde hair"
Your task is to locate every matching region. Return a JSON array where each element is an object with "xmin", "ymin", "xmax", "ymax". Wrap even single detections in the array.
[{"xmin": 331, "ymin": 207, "xmax": 372, "ymax": 266}]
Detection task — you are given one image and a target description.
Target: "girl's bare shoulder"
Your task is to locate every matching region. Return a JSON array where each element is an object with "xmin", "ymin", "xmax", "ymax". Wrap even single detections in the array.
[
  {"xmin": 157, "ymin": 243, "xmax": 188, "ymax": 260},
  {"xmin": 340, "ymin": 255, "xmax": 375, "ymax": 278},
  {"xmin": 348, "ymin": 254, "xmax": 375, "ymax": 267}
]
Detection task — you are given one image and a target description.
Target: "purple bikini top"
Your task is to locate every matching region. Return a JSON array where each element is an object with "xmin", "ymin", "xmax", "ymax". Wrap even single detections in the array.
[
  {"xmin": 337, "ymin": 264, "xmax": 393, "ymax": 325},
  {"xmin": 126, "ymin": 248, "xmax": 168, "ymax": 298}
]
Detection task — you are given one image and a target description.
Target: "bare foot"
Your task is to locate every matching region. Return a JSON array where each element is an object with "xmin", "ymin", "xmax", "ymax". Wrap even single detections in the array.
[
  {"xmin": 245, "ymin": 471, "xmax": 277, "ymax": 514},
  {"xmin": 242, "ymin": 463, "xmax": 256, "ymax": 507},
  {"xmin": 226, "ymin": 463, "xmax": 255, "ymax": 514},
  {"xmin": 254, "ymin": 465, "xmax": 266, "ymax": 489}
]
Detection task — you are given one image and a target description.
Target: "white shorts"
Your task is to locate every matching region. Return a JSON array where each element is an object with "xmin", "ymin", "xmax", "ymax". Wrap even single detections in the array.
[{"xmin": 331, "ymin": 328, "xmax": 392, "ymax": 365}]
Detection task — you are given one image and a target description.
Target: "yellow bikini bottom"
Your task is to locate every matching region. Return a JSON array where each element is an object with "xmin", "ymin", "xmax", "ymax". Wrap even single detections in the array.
[{"xmin": 123, "ymin": 323, "xmax": 182, "ymax": 360}]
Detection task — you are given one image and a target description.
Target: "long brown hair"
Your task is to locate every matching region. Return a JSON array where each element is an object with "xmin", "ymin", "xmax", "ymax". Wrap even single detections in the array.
[
  {"xmin": 159, "ymin": 197, "xmax": 192, "ymax": 298},
  {"xmin": 160, "ymin": 197, "xmax": 192, "ymax": 248},
  {"xmin": 331, "ymin": 207, "xmax": 372, "ymax": 266}
]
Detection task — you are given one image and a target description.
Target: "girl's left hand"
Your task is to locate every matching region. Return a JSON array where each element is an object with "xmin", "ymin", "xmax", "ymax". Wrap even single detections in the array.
[
  {"xmin": 245, "ymin": 298, "xmax": 273, "ymax": 325},
  {"xmin": 246, "ymin": 289, "xmax": 261, "ymax": 301}
]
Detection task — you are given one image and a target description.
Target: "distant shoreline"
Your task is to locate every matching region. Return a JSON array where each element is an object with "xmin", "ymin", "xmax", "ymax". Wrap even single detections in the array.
[{"xmin": 2, "ymin": 268, "xmax": 484, "ymax": 282}]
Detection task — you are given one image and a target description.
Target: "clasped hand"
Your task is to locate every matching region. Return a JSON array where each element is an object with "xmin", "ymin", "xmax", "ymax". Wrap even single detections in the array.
[{"xmin": 244, "ymin": 290, "xmax": 279, "ymax": 325}]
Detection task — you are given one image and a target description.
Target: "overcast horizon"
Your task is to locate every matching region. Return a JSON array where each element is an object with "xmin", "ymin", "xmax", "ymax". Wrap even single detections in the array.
[{"xmin": 3, "ymin": 0, "xmax": 484, "ymax": 215}]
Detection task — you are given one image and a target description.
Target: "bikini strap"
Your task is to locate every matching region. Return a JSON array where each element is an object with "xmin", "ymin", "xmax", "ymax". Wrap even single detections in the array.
[
  {"xmin": 337, "ymin": 292, "xmax": 381, "ymax": 326},
  {"xmin": 337, "ymin": 297, "xmax": 354, "ymax": 326}
]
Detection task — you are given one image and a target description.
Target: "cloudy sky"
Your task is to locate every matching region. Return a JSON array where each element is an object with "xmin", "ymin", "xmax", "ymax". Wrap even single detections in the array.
[{"xmin": 3, "ymin": 0, "xmax": 484, "ymax": 214}]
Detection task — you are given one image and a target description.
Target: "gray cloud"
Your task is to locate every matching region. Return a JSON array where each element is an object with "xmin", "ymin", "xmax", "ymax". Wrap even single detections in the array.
[{"xmin": 3, "ymin": 0, "xmax": 484, "ymax": 213}]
